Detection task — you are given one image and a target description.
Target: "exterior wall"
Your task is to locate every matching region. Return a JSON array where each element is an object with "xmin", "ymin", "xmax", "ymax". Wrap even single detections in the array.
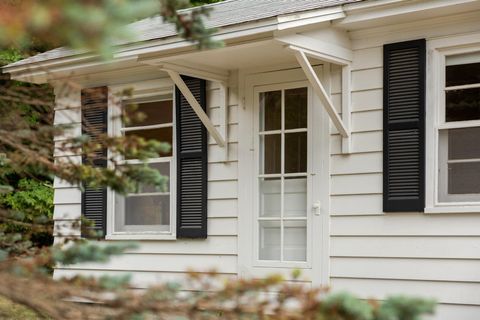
[
  {"xmin": 53, "ymin": 75, "xmax": 240, "ymax": 288},
  {"xmin": 328, "ymin": 14, "xmax": 480, "ymax": 319}
]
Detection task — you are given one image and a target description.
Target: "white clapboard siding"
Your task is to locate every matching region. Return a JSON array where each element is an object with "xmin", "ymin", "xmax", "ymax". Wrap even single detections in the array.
[
  {"xmin": 54, "ymin": 268, "xmax": 236, "ymax": 290},
  {"xmin": 208, "ymin": 180, "xmax": 238, "ymax": 200},
  {"xmin": 331, "ymin": 173, "xmax": 382, "ymax": 196},
  {"xmin": 209, "ymin": 105, "xmax": 238, "ymax": 125},
  {"xmin": 53, "ymin": 107, "xmax": 81, "ymax": 125},
  {"xmin": 433, "ymin": 304, "xmax": 480, "ymax": 320},
  {"xmin": 331, "ymin": 214, "xmax": 480, "ymax": 236},
  {"xmin": 330, "ymin": 111, "xmax": 382, "ymax": 134},
  {"xmin": 54, "ymin": 203, "xmax": 82, "ymax": 220},
  {"xmin": 331, "ymin": 152, "xmax": 382, "ymax": 175},
  {"xmin": 209, "ymin": 143, "xmax": 238, "ymax": 163},
  {"xmin": 208, "ymin": 199, "xmax": 238, "ymax": 218},
  {"xmin": 330, "ymin": 278, "xmax": 480, "ymax": 305},
  {"xmin": 63, "ymin": 253, "xmax": 237, "ymax": 274},
  {"xmin": 331, "ymin": 236, "xmax": 480, "ymax": 259},
  {"xmin": 331, "ymin": 257, "xmax": 480, "ymax": 282},
  {"xmin": 351, "ymin": 67, "xmax": 382, "ymax": 91},
  {"xmin": 351, "ymin": 46, "xmax": 383, "ymax": 71},
  {"xmin": 331, "ymin": 194, "xmax": 382, "ymax": 216},
  {"xmin": 53, "ymin": 187, "xmax": 81, "ymax": 204},
  {"xmin": 208, "ymin": 123, "xmax": 238, "ymax": 145},
  {"xmin": 208, "ymin": 162, "xmax": 238, "ymax": 181},
  {"xmin": 54, "ymin": 217, "xmax": 238, "ymax": 237},
  {"xmin": 331, "ymin": 131, "xmax": 382, "ymax": 155}
]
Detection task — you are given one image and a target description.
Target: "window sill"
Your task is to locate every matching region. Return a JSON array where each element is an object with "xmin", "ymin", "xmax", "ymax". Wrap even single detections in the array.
[
  {"xmin": 105, "ymin": 233, "xmax": 176, "ymax": 241},
  {"xmin": 424, "ymin": 206, "xmax": 480, "ymax": 214}
]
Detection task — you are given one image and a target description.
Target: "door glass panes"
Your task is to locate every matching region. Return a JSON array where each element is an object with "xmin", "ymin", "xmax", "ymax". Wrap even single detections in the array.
[
  {"xmin": 284, "ymin": 177, "xmax": 307, "ymax": 217},
  {"xmin": 283, "ymin": 220, "xmax": 307, "ymax": 261},
  {"xmin": 260, "ymin": 91, "xmax": 281, "ymax": 131},
  {"xmin": 258, "ymin": 87, "xmax": 308, "ymax": 262},
  {"xmin": 259, "ymin": 178, "xmax": 281, "ymax": 217},
  {"xmin": 259, "ymin": 220, "xmax": 281, "ymax": 260},
  {"xmin": 285, "ymin": 88, "xmax": 307, "ymax": 129},
  {"xmin": 260, "ymin": 134, "xmax": 281, "ymax": 174},
  {"xmin": 285, "ymin": 132, "xmax": 307, "ymax": 173}
]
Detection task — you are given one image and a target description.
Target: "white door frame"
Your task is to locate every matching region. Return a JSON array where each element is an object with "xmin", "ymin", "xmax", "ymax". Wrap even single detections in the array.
[{"xmin": 237, "ymin": 65, "xmax": 331, "ymax": 286}]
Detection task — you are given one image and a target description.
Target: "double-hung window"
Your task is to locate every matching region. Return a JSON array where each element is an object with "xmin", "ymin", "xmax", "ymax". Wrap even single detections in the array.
[
  {"xmin": 112, "ymin": 95, "xmax": 175, "ymax": 235},
  {"xmin": 437, "ymin": 51, "xmax": 480, "ymax": 204}
]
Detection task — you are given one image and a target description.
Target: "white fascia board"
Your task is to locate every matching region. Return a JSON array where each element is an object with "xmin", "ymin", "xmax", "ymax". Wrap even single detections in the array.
[
  {"xmin": 276, "ymin": 6, "xmax": 346, "ymax": 30},
  {"xmin": 338, "ymin": 0, "xmax": 480, "ymax": 27}
]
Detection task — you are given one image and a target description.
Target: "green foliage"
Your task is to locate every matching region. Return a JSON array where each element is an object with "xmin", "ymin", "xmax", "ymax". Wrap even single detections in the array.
[
  {"xmin": 0, "ymin": 178, "xmax": 53, "ymax": 221},
  {"xmin": 322, "ymin": 292, "xmax": 374, "ymax": 320},
  {"xmin": 376, "ymin": 296, "xmax": 436, "ymax": 320}
]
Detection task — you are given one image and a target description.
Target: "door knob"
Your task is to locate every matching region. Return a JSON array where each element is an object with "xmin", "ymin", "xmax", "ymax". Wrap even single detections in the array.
[{"xmin": 313, "ymin": 201, "xmax": 321, "ymax": 215}]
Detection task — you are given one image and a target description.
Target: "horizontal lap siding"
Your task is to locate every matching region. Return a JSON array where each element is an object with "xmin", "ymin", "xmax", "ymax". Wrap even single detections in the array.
[
  {"xmin": 53, "ymin": 77, "xmax": 239, "ymax": 283},
  {"xmin": 330, "ymin": 44, "xmax": 480, "ymax": 318}
]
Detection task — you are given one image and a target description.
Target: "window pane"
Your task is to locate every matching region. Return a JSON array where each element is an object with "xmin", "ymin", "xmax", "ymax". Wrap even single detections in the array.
[
  {"xmin": 284, "ymin": 177, "xmax": 307, "ymax": 217},
  {"xmin": 446, "ymin": 62, "xmax": 480, "ymax": 87},
  {"xmin": 448, "ymin": 162, "xmax": 480, "ymax": 194},
  {"xmin": 126, "ymin": 195, "xmax": 170, "ymax": 225},
  {"xmin": 260, "ymin": 91, "xmax": 281, "ymax": 131},
  {"xmin": 134, "ymin": 162, "xmax": 170, "ymax": 193},
  {"xmin": 285, "ymin": 132, "xmax": 307, "ymax": 173},
  {"xmin": 283, "ymin": 220, "xmax": 306, "ymax": 261},
  {"xmin": 125, "ymin": 127, "xmax": 172, "ymax": 157},
  {"xmin": 260, "ymin": 134, "xmax": 281, "ymax": 174},
  {"xmin": 446, "ymin": 88, "xmax": 480, "ymax": 122},
  {"xmin": 125, "ymin": 100, "xmax": 173, "ymax": 127},
  {"xmin": 259, "ymin": 178, "xmax": 281, "ymax": 217},
  {"xmin": 259, "ymin": 220, "xmax": 280, "ymax": 260},
  {"xmin": 447, "ymin": 127, "xmax": 480, "ymax": 160},
  {"xmin": 285, "ymin": 88, "xmax": 307, "ymax": 129}
]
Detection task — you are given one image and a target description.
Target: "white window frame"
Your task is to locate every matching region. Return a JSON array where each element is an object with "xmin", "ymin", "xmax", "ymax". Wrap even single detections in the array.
[
  {"xmin": 238, "ymin": 66, "xmax": 330, "ymax": 285},
  {"xmin": 426, "ymin": 34, "xmax": 480, "ymax": 214},
  {"xmin": 106, "ymin": 79, "xmax": 177, "ymax": 240}
]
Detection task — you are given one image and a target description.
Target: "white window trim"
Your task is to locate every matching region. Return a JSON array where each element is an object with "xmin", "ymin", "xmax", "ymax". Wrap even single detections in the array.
[
  {"xmin": 425, "ymin": 33, "xmax": 480, "ymax": 214},
  {"xmin": 106, "ymin": 79, "xmax": 178, "ymax": 240},
  {"xmin": 237, "ymin": 65, "xmax": 330, "ymax": 286}
]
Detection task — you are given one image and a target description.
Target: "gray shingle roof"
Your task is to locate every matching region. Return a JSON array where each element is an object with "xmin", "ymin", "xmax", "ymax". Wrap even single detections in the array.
[{"xmin": 5, "ymin": 0, "xmax": 363, "ymax": 69}]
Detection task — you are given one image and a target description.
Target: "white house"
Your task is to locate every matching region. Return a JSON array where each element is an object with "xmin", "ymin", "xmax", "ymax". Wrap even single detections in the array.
[{"xmin": 4, "ymin": 0, "xmax": 480, "ymax": 318}]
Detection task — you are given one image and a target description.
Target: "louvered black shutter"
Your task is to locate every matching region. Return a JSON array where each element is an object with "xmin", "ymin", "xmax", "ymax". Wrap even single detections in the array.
[
  {"xmin": 81, "ymin": 86, "xmax": 108, "ymax": 237},
  {"xmin": 383, "ymin": 39, "xmax": 426, "ymax": 212},
  {"xmin": 175, "ymin": 77, "xmax": 208, "ymax": 238}
]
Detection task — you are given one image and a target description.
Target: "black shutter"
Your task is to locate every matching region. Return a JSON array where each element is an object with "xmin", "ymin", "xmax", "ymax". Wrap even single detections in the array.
[
  {"xmin": 383, "ymin": 39, "xmax": 426, "ymax": 212},
  {"xmin": 176, "ymin": 77, "xmax": 208, "ymax": 238},
  {"xmin": 81, "ymin": 86, "xmax": 108, "ymax": 237}
]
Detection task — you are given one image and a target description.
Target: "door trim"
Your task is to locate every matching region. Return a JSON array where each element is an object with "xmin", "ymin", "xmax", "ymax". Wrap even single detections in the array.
[{"xmin": 237, "ymin": 65, "xmax": 331, "ymax": 285}]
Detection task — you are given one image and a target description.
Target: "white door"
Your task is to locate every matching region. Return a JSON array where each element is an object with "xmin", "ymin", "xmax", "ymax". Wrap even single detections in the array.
[{"xmin": 238, "ymin": 67, "xmax": 330, "ymax": 285}]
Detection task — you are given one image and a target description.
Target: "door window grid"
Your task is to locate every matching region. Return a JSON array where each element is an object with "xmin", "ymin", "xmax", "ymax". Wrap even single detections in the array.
[
  {"xmin": 257, "ymin": 88, "xmax": 308, "ymax": 263},
  {"xmin": 438, "ymin": 52, "xmax": 480, "ymax": 203},
  {"xmin": 115, "ymin": 97, "xmax": 174, "ymax": 233}
]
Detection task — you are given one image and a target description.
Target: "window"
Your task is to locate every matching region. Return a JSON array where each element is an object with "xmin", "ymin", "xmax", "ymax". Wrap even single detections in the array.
[
  {"xmin": 438, "ymin": 51, "xmax": 480, "ymax": 203},
  {"xmin": 113, "ymin": 96, "xmax": 175, "ymax": 234},
  {"xmin": 256, "ymin": 86, "xmax": 309, "ymax": 263}
]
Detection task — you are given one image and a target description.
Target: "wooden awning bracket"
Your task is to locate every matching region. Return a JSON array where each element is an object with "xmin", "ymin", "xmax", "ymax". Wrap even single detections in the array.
[
  {"xmin": 282, "ymin": 41, "xmax": 352, "ymax": 154},
  {"xmin": 163, "ymin": 68, "xmax": 229, "ymax": 161}
]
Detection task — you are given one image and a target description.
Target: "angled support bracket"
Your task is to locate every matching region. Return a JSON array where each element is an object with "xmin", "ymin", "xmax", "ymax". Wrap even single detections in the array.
[
  {"xmin": 292, "ymin": 48, "xmax": 351, "ymax": 142},
  {"xmin": 166, "ymin": 70, "xmax": 227, "ymax": 149}
]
